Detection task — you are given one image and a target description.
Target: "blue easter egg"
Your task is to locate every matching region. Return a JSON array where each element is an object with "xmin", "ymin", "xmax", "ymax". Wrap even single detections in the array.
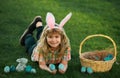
[
  {"xmin": 108, "ymin": 54, "xmax": 113, "ymax": 60},
  {"xmin": 104, "ymin": 57, "xmax": 109, "ymax": 61},
  {"xmin": 31, "ymin": 68, "xmax": 36, "ymax": 73},
  {"xmin": 10, "ymin": 65, "xmax": 16, "ymax": 72},
  {"xmin": 58, "ymin": 64, "xmax": 64, "ymax": 70},
  {"xmin": 87, "ymin": 67, "xmax": 93, "ymax": 74},
  {"xmin": 81, "ymin": 66, "xmax": 86, "ymax": 73},
  {"xmin": 94, "ymin": 56, "xmax": 99, "ymax": 60},
  {"xmin": 4, "ymin": 66, "xmax": 10, "ymax": 73},
  {"xmin": 49, "ymin": 64, "xmax": 55, "ymax": 71},
  {"xmin": 25, "ymin": 65, "xmax": 32, "ymax": 72},
  {"xmin": 104, "ymin": 54, "xmax": 113, "ymax": 61}
]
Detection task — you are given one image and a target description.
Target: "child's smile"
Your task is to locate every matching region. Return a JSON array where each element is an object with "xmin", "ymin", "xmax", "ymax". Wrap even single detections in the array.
[{"xmin": 47, "ymin": 33, "xmax": 61, "ymax": 49}]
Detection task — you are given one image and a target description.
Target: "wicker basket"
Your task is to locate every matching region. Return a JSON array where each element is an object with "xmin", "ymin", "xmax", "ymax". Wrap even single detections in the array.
[{"xmin": 79, "ymin": 34, "xmax": 117, "ymax": 72}]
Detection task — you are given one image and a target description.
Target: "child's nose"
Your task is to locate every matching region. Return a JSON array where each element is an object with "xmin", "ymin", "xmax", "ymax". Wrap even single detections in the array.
[{"xmin": 52, "ymin": 37, "xmax": 56, "ymax": 41}]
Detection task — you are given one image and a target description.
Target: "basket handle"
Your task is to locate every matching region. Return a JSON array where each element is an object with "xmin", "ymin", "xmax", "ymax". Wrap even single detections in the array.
[{"xmin": 79, "ymin": 34, "xmax": 117, "ymax": 57}]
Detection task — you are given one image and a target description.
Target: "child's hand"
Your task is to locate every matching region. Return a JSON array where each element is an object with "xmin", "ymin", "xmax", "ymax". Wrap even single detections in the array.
[
  {"xmin": 39, "ymin": 63, "xmax": 56, "ymax": 74},
  {"xmin": 49, "ymin": 64, "xmax": 57, "ymax": 74},
  {"xmin": 58, "ymin": 69, "xmax": 65, "ymax": 74},
  {"xmin": 58, "ymin": 64, "xmax": 67, "ymax": 74},
  {"xmin": 51, "ymin": 69, "xmax": 57, "ymax": 74}
]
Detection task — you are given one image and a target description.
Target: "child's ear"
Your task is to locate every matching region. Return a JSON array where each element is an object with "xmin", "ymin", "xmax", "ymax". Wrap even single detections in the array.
[
  {"xmin": 46, "ymin": 12, "xmax": 55, "ymax": 29},
  {"xmin": 59, "ymin": 12, "xmax": 72, "ymax": 28}
]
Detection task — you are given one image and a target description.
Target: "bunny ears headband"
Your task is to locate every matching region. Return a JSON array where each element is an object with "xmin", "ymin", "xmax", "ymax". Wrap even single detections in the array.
[{"xmin": 46, "ymin": 12, "xmax": 72, "ymax": 30}]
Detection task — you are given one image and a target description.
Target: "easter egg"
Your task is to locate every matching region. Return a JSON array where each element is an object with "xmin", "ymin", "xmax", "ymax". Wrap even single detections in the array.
[
  {"xmin": 58, "ymin": 64, "xmax": 64, "ymax": 70},
  {"xmin": 87, "ymin": 67, "xmax": 93, "ymax": 74},
  {"xmin": 104, "ymin": 57, "xmax": 109, "ymax": 61},
  {"xmin": 25, "ymin": 65, "xmax": 32, "ymax": 72},
  {"xmin": 49, "ymin": 64, "xmax": 55, "ymax": 71},
  {"xmin": 81, "ymin": 66, "xmax": 86, "ymax": 73},
  {"xmin": 31, "ymin": 68, "xmax": 36, "ymax": 73},
  {"xmin": 10, "ymin": 65, "xmax": 16, "ymax": 72},
  {"xmin": 108, "ymin": 54, "xmax": 113, "ymax": 60},
  {"xmin": 104, "ymin": 54, "xmax": 113, "ymax": 61},
  {"xmin": 94, "ymin": 56, "xmax": 99, "ymax": 61},
  {"xmin": 4, "ymin": 66, "xmax": 10, "ymax": 73}
]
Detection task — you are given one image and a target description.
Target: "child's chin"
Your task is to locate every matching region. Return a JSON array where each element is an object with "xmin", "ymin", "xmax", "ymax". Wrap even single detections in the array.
[{"xmin": 51, "ymin": 45, "xmax": 59, "ymax": 48}]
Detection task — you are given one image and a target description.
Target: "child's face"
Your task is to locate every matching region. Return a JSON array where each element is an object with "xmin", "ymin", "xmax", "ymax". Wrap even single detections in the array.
[{"xmin": 47, "ymin": 33, "xmax": 61, "ymax": 48}]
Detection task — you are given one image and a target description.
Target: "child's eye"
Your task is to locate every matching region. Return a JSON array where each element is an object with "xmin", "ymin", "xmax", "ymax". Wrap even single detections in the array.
[
  {"xmin": 48, "ymin": 36, "xmax": 52, "ymax": 38},
  {"xmin": 55, "ymin": 36, "xmax": 59, "ymax": 38}
]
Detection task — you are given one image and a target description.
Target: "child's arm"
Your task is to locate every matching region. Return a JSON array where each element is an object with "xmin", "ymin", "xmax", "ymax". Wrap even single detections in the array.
[
  {"xmin": 67, "ymin": 47, "xmax": 71, "ymax": 61},
  {"xmin": 31, "ymin": 46, "xmax": 40, "ymax": 62},
  {"xmin": 31, "ymin": 51, "xmax": 39, "ymax": 62},
  {"xmin": 58, "ymin": 60, "xmax": 68, "ymax": 74},
  {"xmin": 58, "ymin": 47, "xmax": 71, "ymax": 74}
]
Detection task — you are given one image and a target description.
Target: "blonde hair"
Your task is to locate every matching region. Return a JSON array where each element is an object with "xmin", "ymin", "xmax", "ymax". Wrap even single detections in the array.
[{"xmin": 37, "ymin": 25, "xmax": 70, "ymax": 58}]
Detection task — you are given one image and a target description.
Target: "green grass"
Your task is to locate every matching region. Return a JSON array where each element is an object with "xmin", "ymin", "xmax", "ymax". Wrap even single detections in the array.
[{"xmin": 0, "ymin": 0, "xmax": 120, "ymax": 78}]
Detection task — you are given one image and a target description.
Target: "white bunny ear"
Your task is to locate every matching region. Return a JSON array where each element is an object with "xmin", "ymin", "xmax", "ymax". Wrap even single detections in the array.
[
  {"xmin": 59, "ymin": 12, "xmax": 72, "ymax": 28},
  {"xmin": 46, "ymin": 12, "xmax": 55, "ymax": 29},
  {"xmin": 16, "ymin": 58, "xmax": 21, "ymax": 62}
]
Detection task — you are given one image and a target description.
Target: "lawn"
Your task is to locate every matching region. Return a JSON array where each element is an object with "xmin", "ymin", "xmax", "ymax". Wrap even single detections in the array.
[{"xmin": 0, "ymin": 0, "xmax": 120, "ymax": 78}]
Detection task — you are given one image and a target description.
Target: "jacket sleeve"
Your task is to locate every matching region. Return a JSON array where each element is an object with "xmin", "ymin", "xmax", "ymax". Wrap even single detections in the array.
[
  {"xmin": 31, "ymin": 42, "xmax": 42, "ymax": 62},
  {"xmin": 62, "ymin": 47, "xmax": 71, "ymax": 61}
]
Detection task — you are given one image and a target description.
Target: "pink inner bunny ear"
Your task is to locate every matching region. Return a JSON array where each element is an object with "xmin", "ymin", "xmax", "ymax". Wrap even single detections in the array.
[
  {"xmin": 59, "ymin": 12, "xmax": 72, "ymax": 28},
  {"xmin": 46, "ymin": 12, "xmax": 55, "ymax": 29}
]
